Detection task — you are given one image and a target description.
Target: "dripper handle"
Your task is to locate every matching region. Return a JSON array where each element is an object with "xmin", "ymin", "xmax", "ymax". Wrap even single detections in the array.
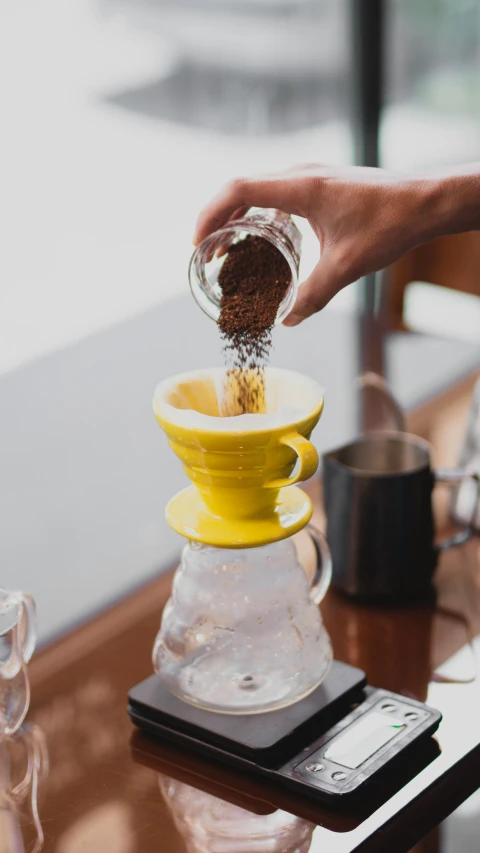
[
  {"xmin": 307, "ymin": 525, "xmax": 333, "ymax": 605},
  {"xmin": 266, "ymin": 432, "xmax": 319, "ymax": 489}
]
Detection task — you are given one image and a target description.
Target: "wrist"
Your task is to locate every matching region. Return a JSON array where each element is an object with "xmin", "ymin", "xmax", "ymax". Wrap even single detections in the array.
[
  {"xmin": 405, "ymin": 167, "xmax": 480, "ymax": 246},
  {"xmin": 401, "ymin": 178, "xmax": 449, "ymax": 248}
]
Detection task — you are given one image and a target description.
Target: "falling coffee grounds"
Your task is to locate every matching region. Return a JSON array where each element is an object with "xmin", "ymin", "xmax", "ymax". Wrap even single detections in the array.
[{"xmin": 218, "ymin": 236, "xmax": 291, "ymax": 414}]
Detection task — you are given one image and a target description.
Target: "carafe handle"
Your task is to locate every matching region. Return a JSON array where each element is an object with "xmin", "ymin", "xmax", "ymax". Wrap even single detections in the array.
[{"xmin": 306, "ymin": 525, "xmax": 333, "ymax": 605}]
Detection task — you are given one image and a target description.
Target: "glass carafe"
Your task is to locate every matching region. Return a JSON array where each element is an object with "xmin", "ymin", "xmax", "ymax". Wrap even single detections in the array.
[{"xmin": 153, "ymin": 529, "xmax": 332, "ymax": 714}]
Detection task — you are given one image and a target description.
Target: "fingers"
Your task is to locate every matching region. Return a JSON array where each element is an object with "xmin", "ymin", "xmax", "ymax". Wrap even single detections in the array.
[
  {"xmin": 228, "ymin": 206, "xmax": 250, "ymax": 223},
  {"xmin": 215, "ymin": 206, "xmax": 251, "ymax": 258},
  {"xmin": 193, "ymin": 179, "xmax": 252, "ymax": 244},
  {"xmin": 193, "ymin": 172, "xmax": 312, "ymax": 244},
  {"xmin": 283, "ymin": 251, "xmax": 347, "ymax": 326}
]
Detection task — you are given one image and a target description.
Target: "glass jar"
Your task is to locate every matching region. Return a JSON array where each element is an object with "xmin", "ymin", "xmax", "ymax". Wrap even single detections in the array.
[
  {"xmin": 152, "ymin": 528, "xmax": 332, "ymax": 714},
  {"xmin": 188, "ymin": 208, "xmax": 301, "ymax": 324}
]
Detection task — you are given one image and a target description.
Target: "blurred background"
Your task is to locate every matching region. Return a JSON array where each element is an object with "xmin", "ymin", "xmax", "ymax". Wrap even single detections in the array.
[
  {"xmin": 1, "ymin": 0, "xmax": 480, "ymax": 378},
  {"xmin": 1, "ymin": 4, "xmax": 480, "ymax": 851}
]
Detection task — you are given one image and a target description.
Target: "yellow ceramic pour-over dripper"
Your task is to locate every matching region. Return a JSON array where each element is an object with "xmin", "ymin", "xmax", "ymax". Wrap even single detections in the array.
[{"xmin": 153, "ymin": 367, "xmax": 324, "ymax": 548}]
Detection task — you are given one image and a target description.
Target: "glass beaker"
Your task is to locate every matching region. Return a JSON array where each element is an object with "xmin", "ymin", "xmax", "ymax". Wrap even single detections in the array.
[
  {"xmin": 153, "ymin": 528, "xmax": 332, "ymax": 714},
  {"xmin": 189, "ymin": 208, "xmax": 301, "ymax": 324},
  {"xmin": 0, "ymin": 589, "xmax": 36, "ymax": 737}
]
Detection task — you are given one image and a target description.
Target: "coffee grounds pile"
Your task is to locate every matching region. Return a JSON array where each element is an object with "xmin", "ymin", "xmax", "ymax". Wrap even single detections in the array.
[{"xmin": 217, "ymin": 235, "xmax": 291, "ymax": 413}]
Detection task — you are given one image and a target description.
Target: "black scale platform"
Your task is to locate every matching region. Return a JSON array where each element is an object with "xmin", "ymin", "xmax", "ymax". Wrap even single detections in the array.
[{"xmin": 128, "ymin": 660, "xmax": 367, "ymax": 765}]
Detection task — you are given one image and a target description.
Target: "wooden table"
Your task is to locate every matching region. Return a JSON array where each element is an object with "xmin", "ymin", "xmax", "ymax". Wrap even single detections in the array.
[
  {"xmin": 21, "ymin": 528, "xmax": 480, "ymax": 853},
  {"xmin": 2, "ymin": 305, "xmax": 480, "ymax": 853}
]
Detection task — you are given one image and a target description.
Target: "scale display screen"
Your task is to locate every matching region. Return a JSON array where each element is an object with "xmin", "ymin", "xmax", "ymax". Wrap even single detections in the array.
[{"xmin": 323, "ymin": 711, "xmax": 406, "ymax": 769}]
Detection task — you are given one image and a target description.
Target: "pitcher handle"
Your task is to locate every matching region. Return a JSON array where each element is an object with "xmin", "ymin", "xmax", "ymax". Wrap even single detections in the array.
[
  {"xmin": 356, "ymin": 372, "xmax": 406, "ymax": 432},
  {"xmin": 266, "ymin": 432, "xmax": 319, "ymax": 489},
  {"xmin": 435, "ymin": 469, "xmax": 480, "ymax": 551},
  {"xmin": 306, "ymin": 525, "xmax": 333, "ymax": 605}
]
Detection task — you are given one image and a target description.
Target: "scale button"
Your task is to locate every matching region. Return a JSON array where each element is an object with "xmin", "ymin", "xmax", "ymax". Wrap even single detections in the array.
[
  {"xmin": 405, "ymin": 711, "xmax": 419, "ymax": 720},
  {"xmin": 306, "ymin": 763, "xmax": 324, "ymax": 773},
  {"xmin": 332, "ymin": 771, "xmax": 347, "ymax": 781},
  {"xmin": 381, "ymin": 703, "xmax": 397, "ymax": 713}
]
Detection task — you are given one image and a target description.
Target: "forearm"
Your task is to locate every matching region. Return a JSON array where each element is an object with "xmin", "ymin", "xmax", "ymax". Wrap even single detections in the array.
[
  {"xmin": 412, "ymin": 164, "xmax": 480, "ymax": 247},
  {"xmin": 194, "ymin": 161, "xmax": 480, "ymax": 323}
]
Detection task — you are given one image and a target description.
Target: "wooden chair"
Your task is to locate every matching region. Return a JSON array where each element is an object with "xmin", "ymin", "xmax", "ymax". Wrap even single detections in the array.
[{"xmin": 383, "ymin": 232, "xmax": 480, "ymax": 329}]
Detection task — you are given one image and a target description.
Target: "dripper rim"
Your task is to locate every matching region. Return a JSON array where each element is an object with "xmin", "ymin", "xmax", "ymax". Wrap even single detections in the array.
[{"xmin": 153, "ymin": 366, "xmax": 324, "ymax": 435}]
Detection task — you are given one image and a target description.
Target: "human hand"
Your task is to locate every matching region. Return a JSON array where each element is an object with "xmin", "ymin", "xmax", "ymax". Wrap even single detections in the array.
[{"xmin": 194, "ymin": 164, "xmax": 435, "ymax": 325}]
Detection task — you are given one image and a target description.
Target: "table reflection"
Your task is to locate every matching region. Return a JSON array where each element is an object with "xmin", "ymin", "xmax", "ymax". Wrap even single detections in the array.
[
  {"xmin": 158, "ymin": 772, "xmax": 314, "ymax": 853},
  {"xmin": 0, "ymin": 723, "xmax": 49, "ymax": 853}
]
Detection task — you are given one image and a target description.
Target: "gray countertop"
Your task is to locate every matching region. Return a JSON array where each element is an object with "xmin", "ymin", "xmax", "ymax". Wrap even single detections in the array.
[{"xmin": 1, "ymin": 298, "xmax": 479, "ymax": 643}]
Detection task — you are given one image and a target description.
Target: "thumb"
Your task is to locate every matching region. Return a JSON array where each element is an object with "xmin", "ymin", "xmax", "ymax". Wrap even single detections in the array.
[{"xmin": 283, "ymin": 249, "xmax": 345, "ymax": 327}]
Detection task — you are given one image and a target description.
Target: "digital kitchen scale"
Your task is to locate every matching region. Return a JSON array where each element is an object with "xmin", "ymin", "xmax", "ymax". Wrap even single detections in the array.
[
  {"xmin": 131, "ymin": 728, "xmax": 441, "ymax": 832},
  {"xmin": 128, "ymin": 661, "xmax": 442, "ymax": 804}
]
